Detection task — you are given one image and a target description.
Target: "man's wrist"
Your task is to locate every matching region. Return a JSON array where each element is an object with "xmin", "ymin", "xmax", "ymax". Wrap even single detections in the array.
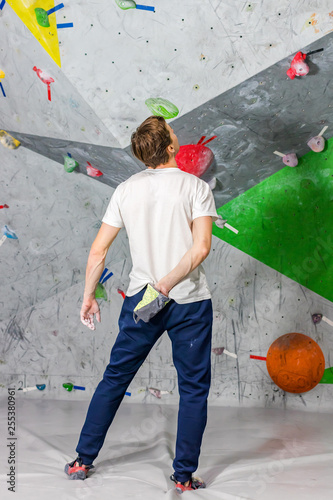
[{"xmin": 154, "ymin": 282, "xmax": 168, "ymax": 296}]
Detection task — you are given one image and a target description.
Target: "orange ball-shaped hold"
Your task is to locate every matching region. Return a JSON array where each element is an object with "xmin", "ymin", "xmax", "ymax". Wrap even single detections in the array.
[{"xmin": 266, "ymin": 333, "xmax": 325, "ymax": 393}]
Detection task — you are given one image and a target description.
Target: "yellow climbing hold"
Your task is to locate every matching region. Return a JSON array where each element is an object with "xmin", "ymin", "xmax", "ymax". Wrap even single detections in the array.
[{"xmin": 0, "ymin": 131, "xmax": 21, "ymax": 149}]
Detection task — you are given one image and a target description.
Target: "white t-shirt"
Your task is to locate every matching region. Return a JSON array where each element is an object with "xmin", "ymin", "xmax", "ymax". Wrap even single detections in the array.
[{"xmin": 102, "ymin": 167, "xmax": 218, "ymax": 304}]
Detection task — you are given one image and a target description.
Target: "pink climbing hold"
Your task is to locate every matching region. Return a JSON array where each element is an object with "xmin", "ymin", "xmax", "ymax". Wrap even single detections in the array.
[
  {"xmin": 86, "ymin": 161, "xmax": 103, "ymax": 177},
  {"xmin": 282, "ymin": 153, "xmax": 298, "ymax": 167},
  {"xmin": 307, "ymin": 136, "xmax": 325, "ymax": 153},
  {"xmin": 212, "ymin": 347, "xmax": 224, "ymax": 355},
  {"xmin": 148, "ymin": 387, "xmax": 161, "ymax": 398},
  {"xmin": 33, "ymin": 66, "xmax": 54, "ymax": 101},
  {"xmin": 176, "ymin": 136, "xmax": 217, "ymax": 177}
]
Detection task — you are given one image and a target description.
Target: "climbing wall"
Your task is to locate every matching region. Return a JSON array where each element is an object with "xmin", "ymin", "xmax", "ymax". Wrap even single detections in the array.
[{"xmin": 1, "ymin": 0, "xmax": 333, "ymax": 410}]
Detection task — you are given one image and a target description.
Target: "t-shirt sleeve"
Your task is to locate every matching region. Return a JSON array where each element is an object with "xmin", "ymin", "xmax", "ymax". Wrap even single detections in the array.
[
  {"xmin": 102, "ymin": 186, "xmax": 125, "ymax": 228},
  {"xmin": 192, "ymin": 180, "xmax": 218, "ymax": 221}
]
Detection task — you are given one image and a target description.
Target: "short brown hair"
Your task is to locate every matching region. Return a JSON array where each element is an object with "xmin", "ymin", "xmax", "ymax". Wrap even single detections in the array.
[{"xmin": 131, "ymin": 116, "xmax": 172, "ymax": 168}]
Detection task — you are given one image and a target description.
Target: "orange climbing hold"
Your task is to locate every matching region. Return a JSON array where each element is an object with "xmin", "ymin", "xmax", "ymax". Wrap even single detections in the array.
[{"xmin": 266, "ymin": 332, "xmax": 325, "ymax": 394}]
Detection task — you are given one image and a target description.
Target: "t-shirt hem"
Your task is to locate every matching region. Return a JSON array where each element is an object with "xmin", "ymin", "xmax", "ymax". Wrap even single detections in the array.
[
  {"xmin": 102, "ymin": 218, "xmax": 124, "ymax": 228},
  {"xmin": 171, "ymin": 293, "xmax": 212, "ymax": 304},
  {"xmin": 126, "ymin": 287, "xmax": 212, "ymax": 305},
  {"xmin": 192, "ymin": 212, "xmax": 219, "ymax": 221}
]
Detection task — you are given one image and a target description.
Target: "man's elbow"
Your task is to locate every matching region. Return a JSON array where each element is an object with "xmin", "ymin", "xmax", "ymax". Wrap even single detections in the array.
[{"xmin": 201, "ymin": 245, "xmax": 211, "ymax": 261}]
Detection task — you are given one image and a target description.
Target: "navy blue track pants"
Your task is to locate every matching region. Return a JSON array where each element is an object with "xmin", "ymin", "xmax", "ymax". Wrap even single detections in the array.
[{"xmin": 76, "ymin": 287, "xmax": 213, "ymax": 483}]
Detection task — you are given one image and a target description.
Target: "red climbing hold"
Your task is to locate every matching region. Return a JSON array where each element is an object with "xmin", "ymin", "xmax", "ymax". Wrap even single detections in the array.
[{"xmin": 175, "ymin": 136, "xmax": 217, "ymax": 177}]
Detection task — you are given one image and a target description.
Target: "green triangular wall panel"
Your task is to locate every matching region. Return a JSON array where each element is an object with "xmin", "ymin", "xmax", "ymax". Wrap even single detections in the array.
[{"xmin": 213, "ymin": 138, "xmax": 333, "ymax": 302}]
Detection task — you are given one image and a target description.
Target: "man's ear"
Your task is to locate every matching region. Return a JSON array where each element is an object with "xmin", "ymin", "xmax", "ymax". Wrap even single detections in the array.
[{"xmin": 167, "ymin": 143, "xmax": 175, "ymax": 155}]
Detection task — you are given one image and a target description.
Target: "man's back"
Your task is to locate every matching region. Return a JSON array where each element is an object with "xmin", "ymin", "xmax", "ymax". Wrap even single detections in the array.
[
  {"xmin": 69, "ymin": 116, "xmax": 216, "ymax": 491},
  {"xmin": 103, "ymin": 167, "xmax": 217, "ymax": 303}
]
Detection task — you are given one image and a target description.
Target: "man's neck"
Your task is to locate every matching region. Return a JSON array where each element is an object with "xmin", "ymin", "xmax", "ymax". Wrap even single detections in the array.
[{"xmin": 148, "ymin": 157, "xmax": 178, "ymax": 170}]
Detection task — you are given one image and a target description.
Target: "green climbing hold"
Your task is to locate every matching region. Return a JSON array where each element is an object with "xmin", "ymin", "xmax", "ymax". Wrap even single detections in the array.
[
  {"xmin": 64, "ymin": 156, "xmax": 79, "ymax": 173},
  {"xmin": 62, "ymin": 383, "xmax": 73, "ymax": 392},
  {"xmin": 95, "ymin": 282, "xmax": 107, "ymax": 301},
  {"xmin": 115, "ymin": 0, "xmax": 137, "ymax": 10},
  {"xmin": 145, "ymin": 98, "xmax": 179, "ymax": 119},
  {"xmin": 35, "ymin": 8, "xmax": 50, "ymax": 28}
]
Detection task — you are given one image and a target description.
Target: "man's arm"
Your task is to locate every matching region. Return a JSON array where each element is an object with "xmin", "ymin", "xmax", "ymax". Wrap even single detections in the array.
[
  {"xmin": 81, "ymin": 223, "xmax": 121, "ymax": 330},
  {"xmin": 155, "ymin": 216, "xmax": 212, "ymax": 296}
]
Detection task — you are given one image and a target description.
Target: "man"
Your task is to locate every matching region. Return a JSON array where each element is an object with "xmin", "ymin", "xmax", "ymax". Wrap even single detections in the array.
[{"xmin": 64, "ymin": 116, "xmax": 218, "ymax": 493}]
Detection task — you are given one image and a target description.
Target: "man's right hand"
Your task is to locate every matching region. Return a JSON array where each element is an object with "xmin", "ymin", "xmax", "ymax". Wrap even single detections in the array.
[
  {"xmin": 154, "ymin": 282, "xmax": 170, "ymax": 297},
  {"xmin": 80, "ymin": 296, "xmax": 101, "ymax": 331}
]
